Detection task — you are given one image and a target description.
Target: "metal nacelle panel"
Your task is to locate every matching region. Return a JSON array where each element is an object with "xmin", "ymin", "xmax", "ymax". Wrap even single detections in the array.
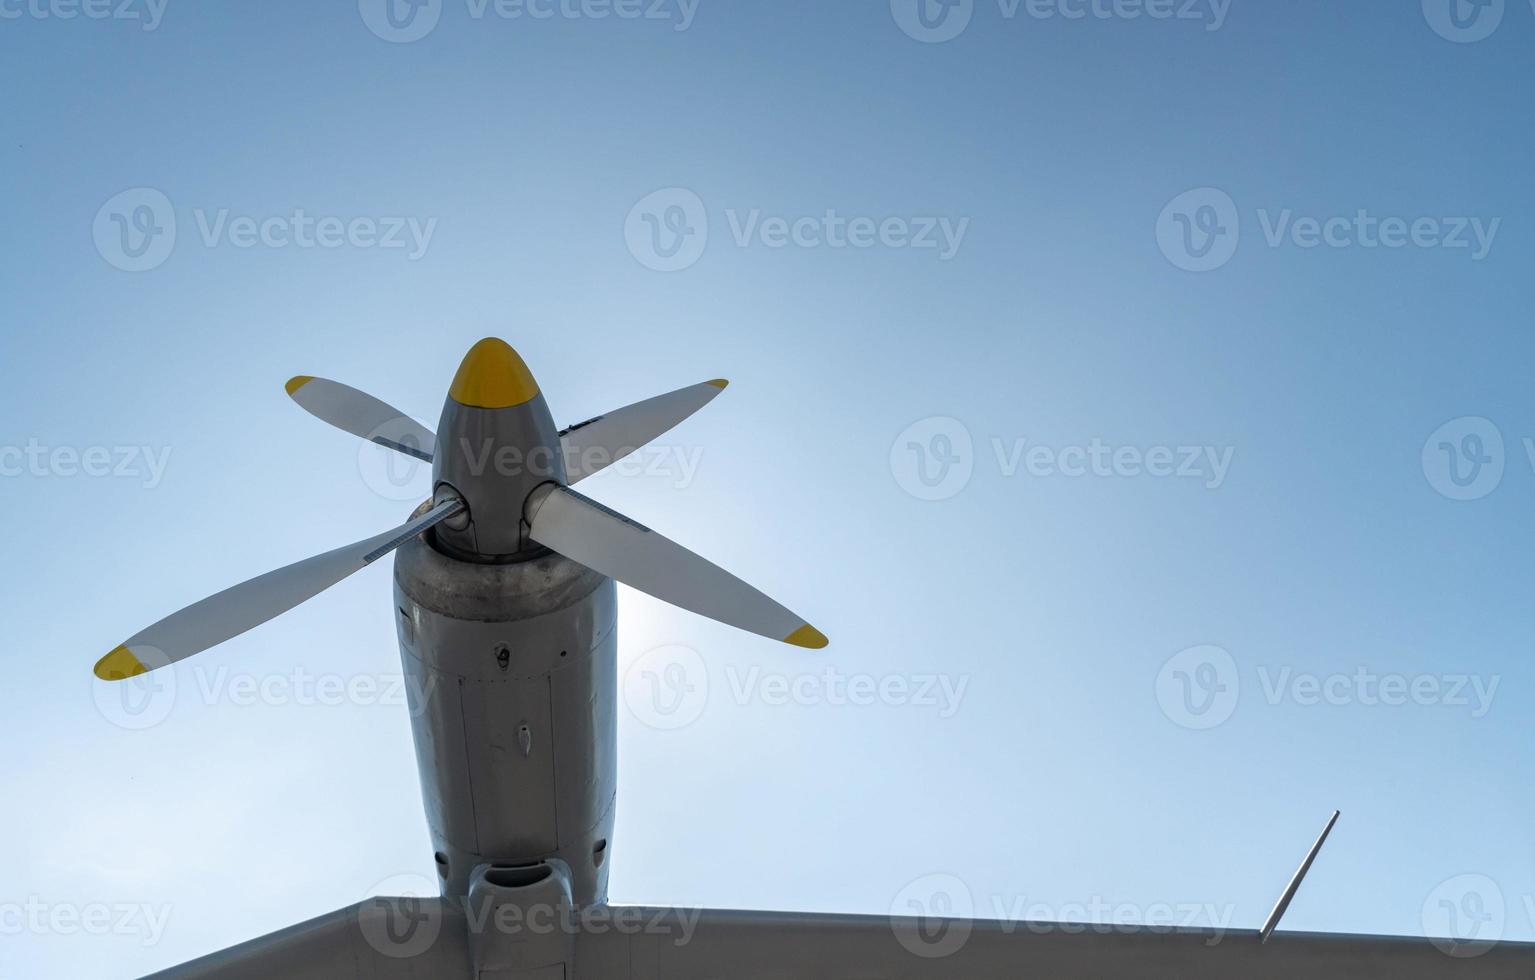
[
  {"xmin": 458, "ymin": 669, "xmax": 559, "ymax": 857},
  {"xmin": 399, "ymin": 651, "xmax": 479, "ymax": 854}
]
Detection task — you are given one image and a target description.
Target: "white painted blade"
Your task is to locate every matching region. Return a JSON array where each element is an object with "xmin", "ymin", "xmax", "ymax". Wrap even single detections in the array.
[
  {"xmin": 287, "ymin": 376, "xmax": 436, "ymax": 462},
  {"xmin": 94, "ymin": 500, "xmax": 464, "ymax": 680},
  {"xmin": 561, "ymin": 380, "xmax": 727, "ymax": 483},
  {"xmin": 526, "ymin": 486, "xmax": 827, "ymax": 649}
]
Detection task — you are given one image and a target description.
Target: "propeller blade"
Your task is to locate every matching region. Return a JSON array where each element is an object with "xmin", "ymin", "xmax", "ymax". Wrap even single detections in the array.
[
  {"xmin": 286, "ymin": 376, "xmax": 437, "ymax": 462},
  {"xmin": 560, "ymin": 380, "xmax": 727, "ymax": 483},
  {"xmin": 525, "ymin": 485, "xmax": 827, "ymax": 649},
  {"xmin": 94, "ymin": 498, "xmax": 465, "ymax": 680}
]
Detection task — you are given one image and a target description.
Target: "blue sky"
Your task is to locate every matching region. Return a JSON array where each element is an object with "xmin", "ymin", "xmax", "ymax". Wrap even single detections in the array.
[{"xmin": 3, "ymin": 1, "xmax": 1534, "ymax": 975}]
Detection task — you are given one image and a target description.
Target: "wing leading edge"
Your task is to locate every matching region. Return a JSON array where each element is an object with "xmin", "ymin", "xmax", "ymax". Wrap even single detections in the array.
[{"xmin": 146, "ymin": 902, "xmax": 1534, "ymax": 979}]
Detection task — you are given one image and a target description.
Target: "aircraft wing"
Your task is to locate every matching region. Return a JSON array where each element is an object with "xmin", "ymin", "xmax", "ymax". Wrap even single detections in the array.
[
  {"xmin": 591, "ymin": 908, "xmax": 1533, "ymax": 978},
  {"xmin": 143, "ymin": 898, "xmax": 472, "ymax": 980},
  {"xmin": 147, "ymin": 901, "xmax": 1534, "ymax": 978}
]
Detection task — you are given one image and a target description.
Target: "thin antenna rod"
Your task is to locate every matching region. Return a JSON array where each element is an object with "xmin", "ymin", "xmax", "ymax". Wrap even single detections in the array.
[{"xmin": 1259, "ymin": 810, "xmax": 1340, "ymax": 944}]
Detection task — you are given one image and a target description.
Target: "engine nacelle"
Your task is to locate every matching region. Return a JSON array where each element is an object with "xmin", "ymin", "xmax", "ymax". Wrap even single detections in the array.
[{"xmin": 393, "ymin": 529, "xmax": 617, "ymax": 906}]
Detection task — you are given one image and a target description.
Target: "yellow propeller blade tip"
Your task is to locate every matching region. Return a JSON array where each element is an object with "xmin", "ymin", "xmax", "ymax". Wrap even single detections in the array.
[
  {"xmin": 706, "ymin": 379, "xmax": 729, "ymax": 390},
  {"xmin": 285, "ymin": 375, "xmax": 315, "ymax": 396},
  {"xmin": 95, "ymin": 645, "xmax": 148, "ymax": 681},
  {"xmin": 784, "ymin": 624, "xmax": 829, "ymax": 650},
  {"xmin": 450, "ymin": 338, "xmax": 540, "ymax": 409}
]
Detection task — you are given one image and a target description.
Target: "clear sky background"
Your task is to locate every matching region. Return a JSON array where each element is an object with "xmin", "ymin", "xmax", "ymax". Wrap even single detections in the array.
[{"xmin": 3, "ymin": 1, "xmax": 1534, "ymax": 976}]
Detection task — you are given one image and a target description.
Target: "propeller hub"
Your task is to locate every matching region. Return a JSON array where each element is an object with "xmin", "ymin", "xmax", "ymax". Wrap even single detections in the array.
[
  {"xmin": 432, "ymin": 484, "xmax": 471, "ymax": 531},
  {"xmin": 431, "ymin": 338, "xmax": 565, "ymax": 563}
]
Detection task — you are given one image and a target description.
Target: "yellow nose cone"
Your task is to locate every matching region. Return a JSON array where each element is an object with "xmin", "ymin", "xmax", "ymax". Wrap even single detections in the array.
[{"xmin": 449, "ymin": 338, "xmax": 540, "ymax": 409}]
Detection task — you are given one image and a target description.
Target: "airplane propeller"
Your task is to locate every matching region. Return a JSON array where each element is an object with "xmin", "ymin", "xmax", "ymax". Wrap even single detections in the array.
[
  {"xmin": 525, "ymin": 484, "xmax": 826, "ymax": 649},
  {"xmin": 287, "ymin": 374, "xmax": 731, "ymax": 484},
  {"xmin": 95, "ymin": 498, "xmax": 466, "ymax": 680},
  {"xmin": 285, "ymin": 375, "xmax": 437, "ymax": 462},
  {"xmin": 557, "ymin": 379, "xmax": 728, "ymax": 483},
  {"xmin": 96, "ymin": 346, "xmax": 825, "ymax": 682}
]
